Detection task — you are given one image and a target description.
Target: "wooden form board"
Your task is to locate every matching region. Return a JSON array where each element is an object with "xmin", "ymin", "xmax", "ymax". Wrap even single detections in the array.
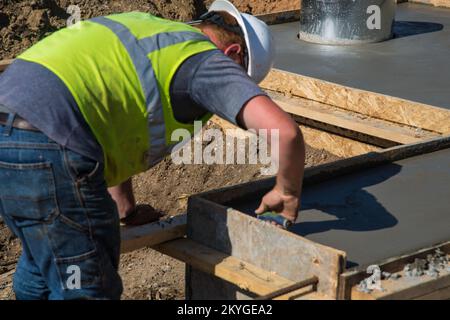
[
  {"xmin": 273, "ymin": 98, "xmax": 428, "ymax": 148},
  {"xmin": 340, "ymin": 241, "xmax": 450, "ymax": 300},
  {"xmin": 155, "ymin": 238, "xmax": 326, "ymax": 300},
  {"xmin": 120, "ymin": 214, "xmax": 186, "ymax": 253},
  {"xmin": 187, "ymin": 197, "xmax": 346, "ymax": 299}
]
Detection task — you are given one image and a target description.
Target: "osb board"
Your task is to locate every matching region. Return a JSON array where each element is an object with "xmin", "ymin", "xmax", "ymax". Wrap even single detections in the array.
[
  {"xmin": 210, "ymin": 115, "xmax": 380, "ymax": 158},
  {"xmin": 261, "ymin": 69, "xmax": 450, "ymax": 135},
  {"xmin": 187, "ymin": 197, "xmax": 346, "ymax": 299},
  {"xmin": 300, "ymin": 125, "xmax": 379, "ymax": 158},
  {"xmin": 270, "ymin": 92, "xmax": 438, "ymax": 142},
  {"xmin": 268, "ymin": 91, "xmax": 439, "ymax": 150}
]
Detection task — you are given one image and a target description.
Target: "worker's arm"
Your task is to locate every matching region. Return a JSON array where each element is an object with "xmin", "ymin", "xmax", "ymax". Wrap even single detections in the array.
[
  {"xmin": 237, "ymin": 95, "xmax": 305, "ymax": 223},
  {"xmin": 108, "ymin": 179, "xmax": 162, "ymax": 226},
  {"xmin": 108, "ymin": 179, "xmax": 135, "ymax": 219}
]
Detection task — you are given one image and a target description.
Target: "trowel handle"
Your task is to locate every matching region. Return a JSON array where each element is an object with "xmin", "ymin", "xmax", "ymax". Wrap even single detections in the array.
[{"xmin": 258, "ymin": 212, "xmax": 293, "ymax": 229}]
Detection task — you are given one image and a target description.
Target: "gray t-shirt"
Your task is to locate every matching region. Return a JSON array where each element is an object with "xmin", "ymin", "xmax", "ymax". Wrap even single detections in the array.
[{"xmin": 0, "ymin": 49, "xmax": 265, "ymax": 163}]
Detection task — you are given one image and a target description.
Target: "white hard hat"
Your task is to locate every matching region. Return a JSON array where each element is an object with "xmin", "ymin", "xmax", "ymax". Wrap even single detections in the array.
[{"xmin": 208, "ymin": 0, "xmax": 276, "ymax": 84}]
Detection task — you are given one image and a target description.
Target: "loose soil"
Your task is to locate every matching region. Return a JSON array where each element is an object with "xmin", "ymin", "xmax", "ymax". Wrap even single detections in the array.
[
  {"xmin": 0, "ymin": 0, "xmax": 299, "ymax": 60},
  {"xmin": 0, "ymin": 0, "xmax": 331, "ymax": 300}
]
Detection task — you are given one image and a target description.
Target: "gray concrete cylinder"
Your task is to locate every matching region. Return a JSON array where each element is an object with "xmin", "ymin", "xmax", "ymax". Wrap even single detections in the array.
[{"xmin": 299, "ymin": 0, "xmax": 396, "ymax": 45}]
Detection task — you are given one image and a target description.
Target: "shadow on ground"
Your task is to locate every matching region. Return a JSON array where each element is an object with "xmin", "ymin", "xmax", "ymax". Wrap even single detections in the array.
[
  {"xmin": 393, "ymin": 21, "xmax": 443, "ymax": 39},
  {"xmin": 292, "ymin": 163, "xmax": 402, "ymax": 237}
]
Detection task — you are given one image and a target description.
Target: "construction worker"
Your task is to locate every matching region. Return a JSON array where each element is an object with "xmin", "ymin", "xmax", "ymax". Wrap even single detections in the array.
[{"xmin": 0, "ymin": 0, "xmax": 305, "ymax": 299}]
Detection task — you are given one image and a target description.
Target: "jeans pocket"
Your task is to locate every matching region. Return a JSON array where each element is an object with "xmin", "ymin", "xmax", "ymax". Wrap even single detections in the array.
[
  {"xmin": 0, "ymin": 160, "xmax": 59, "ymax": 228},
  {"xmin": 64, "ymin": 148, "xmax": 101, "ymax": 182}
]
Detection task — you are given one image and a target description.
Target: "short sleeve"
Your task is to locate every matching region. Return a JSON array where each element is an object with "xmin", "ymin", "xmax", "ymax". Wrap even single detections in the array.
[{"xmin": 188, "ymin": 51, "xmax": 267, "ymax": 126}]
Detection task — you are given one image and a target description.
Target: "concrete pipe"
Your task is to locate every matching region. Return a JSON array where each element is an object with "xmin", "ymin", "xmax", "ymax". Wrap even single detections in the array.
[{"xmin": 299, "ymin": 0, "xmax": 396, "ymax": 45}]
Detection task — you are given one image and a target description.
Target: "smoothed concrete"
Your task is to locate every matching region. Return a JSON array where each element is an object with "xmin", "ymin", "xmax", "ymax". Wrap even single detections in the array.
[
  {"xmin": 228, "ymin": 148, "xmax": 450, "ymax": 267},
  {"xmin": 271, "ymin": 3, "xmax": 450, "ymax": 108}
]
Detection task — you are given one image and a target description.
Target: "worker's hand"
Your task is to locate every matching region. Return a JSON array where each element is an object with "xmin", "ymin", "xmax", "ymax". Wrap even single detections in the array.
[
  {"xmin": 255, "ymin": 186, "xmax": 300, "ymax": 223},
  {"xmin": 120, "ymin": 204, "xmax": 163, "ymax": 226},
  {"xmin": 238, "ymin": 95, "xmax": 305, "ymax": 225}
]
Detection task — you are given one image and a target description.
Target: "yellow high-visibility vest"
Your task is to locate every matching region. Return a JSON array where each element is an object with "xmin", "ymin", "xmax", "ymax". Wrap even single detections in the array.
[{"xmin": 19, "ymin": 12, "xmax": 217, "ymax": 186}]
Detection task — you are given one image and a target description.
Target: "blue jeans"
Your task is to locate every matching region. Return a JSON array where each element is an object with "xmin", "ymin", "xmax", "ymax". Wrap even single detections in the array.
[{"xmin": 0, "ymin": 115, "xmax": 123, "ymax": 300}]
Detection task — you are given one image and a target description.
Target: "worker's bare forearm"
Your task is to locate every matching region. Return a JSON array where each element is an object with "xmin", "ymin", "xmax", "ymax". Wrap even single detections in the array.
[
  {"xmin": 238, "ymin": 95, "xmax": 305, "ymax": 222},
  {"xmin": 238, "ymin": 95, "xmax": 305, "ymax": 194},
  {"xmin": 274, "ymin": 125, "xmax": 305, "ymax": 197},
  {"xmin": 108, "ymin": 178, "xmax": 136, "ymax": 219}
]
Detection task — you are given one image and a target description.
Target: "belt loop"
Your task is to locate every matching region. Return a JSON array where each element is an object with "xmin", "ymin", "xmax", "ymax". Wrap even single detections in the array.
[{"xmin": 2, "ymin": 113, "xmax": 16, "ymax": 137}]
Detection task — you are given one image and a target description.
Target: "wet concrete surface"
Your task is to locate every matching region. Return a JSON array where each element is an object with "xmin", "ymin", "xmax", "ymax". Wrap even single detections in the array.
[
  {"xmin": 270, "ymin": 3, "xmax": 450, "ymax": 109},
  {"xmin": 227, "ymin": 148, "xmax": 450, "ymax": 267}
]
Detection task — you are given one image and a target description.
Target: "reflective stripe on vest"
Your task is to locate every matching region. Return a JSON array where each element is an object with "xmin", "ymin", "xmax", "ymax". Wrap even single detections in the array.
[
  {"xmin": 90, "ymin": 16, "xmax": 211, "ymax": 172},
  {"xmin": 19, "ymin": 13, "xmax": 217, "ymax": 186}
]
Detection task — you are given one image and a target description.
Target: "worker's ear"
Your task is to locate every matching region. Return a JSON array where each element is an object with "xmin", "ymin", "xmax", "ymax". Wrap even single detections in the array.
[{"xmin": 224, "ymin": 43, "xmax": 243, "ymax": 65}]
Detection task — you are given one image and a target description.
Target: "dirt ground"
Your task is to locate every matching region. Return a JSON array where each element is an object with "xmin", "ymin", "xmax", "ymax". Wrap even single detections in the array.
[
  {"xmin": 0, "ymin": 0, "xmax": 299, "ymax": 60},
  {"xmin": 0, "ymin": 0, "xmax": 334, "ymax": 300}
]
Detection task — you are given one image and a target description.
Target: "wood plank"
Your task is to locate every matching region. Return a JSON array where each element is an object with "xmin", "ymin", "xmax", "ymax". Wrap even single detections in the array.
[
  {"xmin": 120, "ymin": 214, "xmax": 186, "ymax": 253},
  {"xmin": 274, "ymin": 99, "xmax": 423, "ymax": 147},
  {"xmin": 187, "ymin": 197, "xmax": 346, "ymax": 298},
  {"xmin": 155, "ymin": 238, "xmax": 299, "ymax": 297},
  {"xmin": 210, "ymin": 114, "xmax": 380, "ymax": 159},
  {"xmin": 0, "ymin": 59, "xmax": 13, "ymax": 72},
  {"xmin": 261, "ymin": 69, "xmax": 450, "ymax": 134}
]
